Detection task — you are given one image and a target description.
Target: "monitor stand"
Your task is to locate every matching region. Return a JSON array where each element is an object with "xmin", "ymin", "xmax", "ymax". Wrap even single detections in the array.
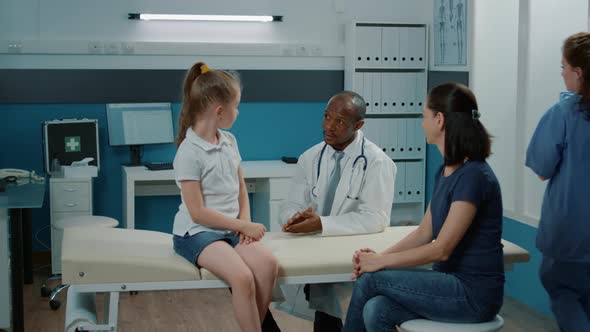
[{"xmin": 125, "ymin": 145, "xmax": 142, "ymax": 166}]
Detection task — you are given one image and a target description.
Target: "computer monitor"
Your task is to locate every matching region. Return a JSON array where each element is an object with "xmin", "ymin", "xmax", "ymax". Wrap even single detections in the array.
[{"xmin": 106, "ymin": 103, "xmax": 175, "ymax": 166}]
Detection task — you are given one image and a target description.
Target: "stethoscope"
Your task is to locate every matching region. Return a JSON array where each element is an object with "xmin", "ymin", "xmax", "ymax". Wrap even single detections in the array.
[{"xmin": 311, "ymin": 137, "xmax": 368, "ymax": 200}]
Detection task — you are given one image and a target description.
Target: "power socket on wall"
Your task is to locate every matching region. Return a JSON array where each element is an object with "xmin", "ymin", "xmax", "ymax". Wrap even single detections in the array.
[
  {"xmin": 7, "ymin": 41, "xmax": 22, "ymax": 53},
  {"xmin": 104, "ymin": 42, "xmax": 120, "ymax": 54},
  {"xmin": 88, "ymin": 41, "xmax": 103, "ymax": 54},
  {"xmin": 121, "ymin": 42, "xmax": 135, "ymax": 54}
]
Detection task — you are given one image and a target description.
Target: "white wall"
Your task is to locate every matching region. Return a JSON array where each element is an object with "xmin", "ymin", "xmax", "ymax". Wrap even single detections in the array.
[
  {"xmin": 0, "ymin": 0, "xmax": 434, "ymax": 69},
  {"xmin": 520, "ymin": 0, "xmax": 588, "ymax": 222},
  {"xmin": 471, "ymin": 0, "xmax": 588, "ymax": 226},
  {"xmin": 470, "ymin": 0, "xmax": 520, "ymax": 214}
]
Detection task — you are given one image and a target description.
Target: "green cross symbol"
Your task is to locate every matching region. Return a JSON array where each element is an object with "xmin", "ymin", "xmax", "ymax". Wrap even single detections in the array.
[{"xmin": 65, "ymin": 136, "xmax": 81, "ymax": 152}]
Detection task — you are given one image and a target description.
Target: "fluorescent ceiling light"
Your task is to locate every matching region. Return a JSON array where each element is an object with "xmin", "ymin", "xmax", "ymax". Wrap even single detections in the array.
[{"xmin": 128, "ymin": 13, "xmax": 282, "ymax": 22}]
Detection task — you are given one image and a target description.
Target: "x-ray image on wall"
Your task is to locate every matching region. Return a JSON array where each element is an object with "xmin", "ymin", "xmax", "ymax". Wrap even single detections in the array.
[{"xmin": 434, "ymin": 0, "xmax": 467, "ymax": 66}]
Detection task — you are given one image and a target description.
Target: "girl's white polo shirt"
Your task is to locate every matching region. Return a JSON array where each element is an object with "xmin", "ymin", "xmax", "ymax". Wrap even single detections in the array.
[{"xmin": 172, "ymin": 128, "xmax": 242, "ymax": 236}]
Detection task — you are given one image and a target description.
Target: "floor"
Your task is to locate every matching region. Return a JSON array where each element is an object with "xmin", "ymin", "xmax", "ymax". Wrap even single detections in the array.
[{"xmin": 5, "ymin": 265, "xmax": 560, "ymax": 331}]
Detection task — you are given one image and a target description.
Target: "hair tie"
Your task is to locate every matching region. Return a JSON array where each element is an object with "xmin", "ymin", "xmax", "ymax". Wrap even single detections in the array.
[
  {"xmin": 200, "ymin": 64, "xmax": 210, "ymax": 74},
  {"xmin": 472, "ymin": 109, "xmax": 481, "ymax": 120}
]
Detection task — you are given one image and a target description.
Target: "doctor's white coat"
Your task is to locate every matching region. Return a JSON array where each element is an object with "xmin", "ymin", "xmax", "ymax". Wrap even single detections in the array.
[{"xmin": 278, "ymin": 130, "xmax": 396, "ymax": 317}]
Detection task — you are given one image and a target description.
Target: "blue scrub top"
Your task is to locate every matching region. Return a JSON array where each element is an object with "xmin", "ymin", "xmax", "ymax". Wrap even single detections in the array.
[
  {"xmin": 526, "ymin": 94, "xmax": 590, "ymax": 262},
  {"xmin": 431, "ymin": 161, "xmax": 504, "ymax": 305}
]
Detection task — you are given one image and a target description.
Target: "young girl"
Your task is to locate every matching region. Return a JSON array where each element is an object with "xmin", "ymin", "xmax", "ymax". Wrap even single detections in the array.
[
  {"xmin": 343, "ymin": 83, "xmax": 504, "ymax": 331},
  {"xmin": 172, "ymin": 62, "xmax": 279, "ymax": 332}
]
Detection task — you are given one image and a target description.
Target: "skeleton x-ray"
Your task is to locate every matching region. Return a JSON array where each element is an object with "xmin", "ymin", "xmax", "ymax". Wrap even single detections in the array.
[{"xmin": 434, "ymin": 0, "xmax": 467, "ymax": 66}]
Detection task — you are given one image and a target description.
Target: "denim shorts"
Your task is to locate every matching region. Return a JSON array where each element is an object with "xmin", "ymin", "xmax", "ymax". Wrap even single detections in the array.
[{"xmin": 173, "ymin": 231, "xmax": 239, "ymax": 267}]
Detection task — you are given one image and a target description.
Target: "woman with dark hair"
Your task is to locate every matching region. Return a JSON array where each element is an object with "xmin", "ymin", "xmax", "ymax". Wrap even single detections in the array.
[
  {"xmin": 526, "ymin": 32, "xmax": 590, "ymax": 332},
  {"xmin": 343, "ymin": 82, "xmax": 504, "ymax": 332}
]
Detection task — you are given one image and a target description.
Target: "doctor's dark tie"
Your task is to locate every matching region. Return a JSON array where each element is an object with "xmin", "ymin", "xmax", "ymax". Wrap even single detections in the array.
[{"xmin": 321, "ymin": 151, "xmax": 344, "ymax": 216}]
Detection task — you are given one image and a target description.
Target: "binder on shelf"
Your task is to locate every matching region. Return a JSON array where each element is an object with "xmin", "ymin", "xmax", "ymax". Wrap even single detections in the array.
[
  {"xmin": 414, "ymin": 160, "xmax": 425, "ymax": 201},
  {"xmin": 399, "ymin": 27, "xmax": 411, "ymax": 68},
  {"xmin": 372, "ymin": 73, "xmax": 382, "ymax": 113},
  {"xmin": 406, "ymin": 118, "xmax": 416, "ymax": 157},
  {"xmin": 381, "ymin": 27, "xmax": 400, "ymax": 68},
  {"xmin": 389, "ymin": 119, "xmax": 399, "ymax": 158},
  {"xmin": 390, "ymin": 74, "xmax": 401, "ymax": 114},
  {"xmin": 409, "ymin": 27, "xmax": 427, "ymax": 68},
  {"xmin": 380, "ymin": 73, "xmax": 391, "ymax": 114},
  {"xmin": 363, "ymin": 73, "xmax": 373, "ymax": 114},
  {"xmin": 414, "ymin": 119, "xmax": 426, "ymax": 158},
  {"xmin": 395, "ymin": 162, "xmax": 406, "ymax": 203},
  {"xmin": 368, "ymin": 27, "xmax": 382, "ymax": 67},
  {"xmin": 355, "ymin": 27, "xmax": 372, "ymax": 67},
  {"xmin": 354, "ymin": 72, "xmax": 364, "ymax": 96},
  {"xmin": 415, "ymin": 72, "xmax": 427, "ymax": 113}
]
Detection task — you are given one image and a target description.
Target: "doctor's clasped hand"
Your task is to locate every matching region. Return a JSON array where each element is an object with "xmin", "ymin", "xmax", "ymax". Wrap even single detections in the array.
[{"xmin": 282, "ymin": 207, "xmax": 322, "ymax": 233}]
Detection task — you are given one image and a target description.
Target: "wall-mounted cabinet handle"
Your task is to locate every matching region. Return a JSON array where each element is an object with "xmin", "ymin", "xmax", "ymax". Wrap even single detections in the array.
[{"xmin": 65, "ymin": 203, "xmax": 78, "ymax": 207}]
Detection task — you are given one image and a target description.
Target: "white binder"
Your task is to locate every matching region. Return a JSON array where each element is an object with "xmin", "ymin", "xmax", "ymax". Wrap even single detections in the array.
[
  {"xmin": 395, "ymin": 162, "xmax": 406, "ymax": 202},
  {"xmin": 410, "ymin": 27, "xmax": 427, "ymax": 68},
  {"xmin": 381, "ymin": 27, "xmax": 400, "ymax": 68},
  {"xmin": 414, "ymin": 119, "xmax": 426, "ymax": 158},
  {"xmin": 380, "ymin": 73, "xmax": 391, "ymax": 114},
  {"xmin": 390, "ymin": 74, "xmax": 401, "ymax": 114},
  {"xmin": 398, "ymin": 27, "xmax": 411, "ymax": 68},
  {"xmin": 372, "ymin": 73, "xmax": 382, "ymax": 113},
  {"xmin": 355, "ymin": 27, "xmax": 372, "ymax": 67},
  {"xmin": 415, "ymin": 72, "xmax": 427, "ymax": 113},
  {"xmin": 354, "ymin": 72, "xmax": 364, "ymax": 97},
  {"xmin": 363, "ymin": 73, "xmax": 373, "ymax": 114}
]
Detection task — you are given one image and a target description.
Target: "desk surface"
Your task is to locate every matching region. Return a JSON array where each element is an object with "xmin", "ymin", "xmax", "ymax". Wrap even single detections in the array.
[
  {"xmin": 0, "ymin": 181, "xmax": 45, "ymax": 209},
  {"xmin": 123, "ymin": 160, "xmax": 298, "ymax": 180}
]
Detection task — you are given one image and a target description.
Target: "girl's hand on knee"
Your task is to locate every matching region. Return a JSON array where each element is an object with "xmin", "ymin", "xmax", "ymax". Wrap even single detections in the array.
[
  {"xmin": 239, "ymin": 233, "xmax": 258, "ymax": 245},
  {"xmin": 239, "ymin": 222, "xmax": 266, "ymax": 241}
]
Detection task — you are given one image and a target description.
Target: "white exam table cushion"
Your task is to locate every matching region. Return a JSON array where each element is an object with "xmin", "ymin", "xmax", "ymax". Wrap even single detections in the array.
[
  {"xmin": 200, "ymin": 227, "xmax": 529, "ymax": 280},
  {"xmin": 63, "ymin": 227, "xmax": 530, "ymax": 285},
  {"xmin": 62, "ymin": 228, "xmax": 200, "ymax": 284}
]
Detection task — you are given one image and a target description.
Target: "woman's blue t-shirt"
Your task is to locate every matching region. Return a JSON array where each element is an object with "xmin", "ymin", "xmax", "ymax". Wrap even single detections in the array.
[{"xmin": 431, "ymin": 161, "xmax": 505, "ymax": 305}]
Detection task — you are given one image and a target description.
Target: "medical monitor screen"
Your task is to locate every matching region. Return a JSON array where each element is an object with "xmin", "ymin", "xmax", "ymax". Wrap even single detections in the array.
[{"xmin": 106, "ymin": 103, "xmax": 174, "ymax": 146}]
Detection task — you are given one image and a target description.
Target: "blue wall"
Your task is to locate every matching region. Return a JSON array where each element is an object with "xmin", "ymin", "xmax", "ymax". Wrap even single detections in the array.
[
  {"xmin": 0, "ymin": 102, "xmax": 325, "ymax": 249},
  {"xmin": 502, "ymin": 217, "xmax": 550, "ymax": 315}
]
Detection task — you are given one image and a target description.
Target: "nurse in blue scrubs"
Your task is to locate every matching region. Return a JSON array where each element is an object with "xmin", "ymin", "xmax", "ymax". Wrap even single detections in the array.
[{"xmin": 526, "ymin": 32, "xmax": 590, "ymax": 332}]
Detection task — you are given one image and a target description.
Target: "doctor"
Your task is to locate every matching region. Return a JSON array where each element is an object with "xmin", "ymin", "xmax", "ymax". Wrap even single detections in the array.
[{"xmin": 279, "ymin": 91, "xmax": 396, "ymax": 331}]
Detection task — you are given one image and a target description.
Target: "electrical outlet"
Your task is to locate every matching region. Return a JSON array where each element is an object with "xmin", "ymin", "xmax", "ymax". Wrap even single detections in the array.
[
  {"xmin": 281, "ymin": 44, "xmax": 295, "ymax": 56},
  {"xmin": 88, "ymin": 41, "xmax": 103, "ymax": 54},
  {"xmin": 310, "ymin": 45, "xmax": 322, "ymax": 56},
  {"xmin": 7, "ymin": 41, "xmax": 22, "ymax": 53},
  {"xmin": 246, "ymin": 182, "xmax": 256, "ymax": 193},
  {"xmin": 104, "ymin": 42, "xmax": 120, "ymax": 54},
  {"xmin": 121, "ymin": 42, "xmax": 135, "ymax": 54},
  {"xmin": 295, "ymin": 44, "xmax": 308, "ymax": 56}
]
